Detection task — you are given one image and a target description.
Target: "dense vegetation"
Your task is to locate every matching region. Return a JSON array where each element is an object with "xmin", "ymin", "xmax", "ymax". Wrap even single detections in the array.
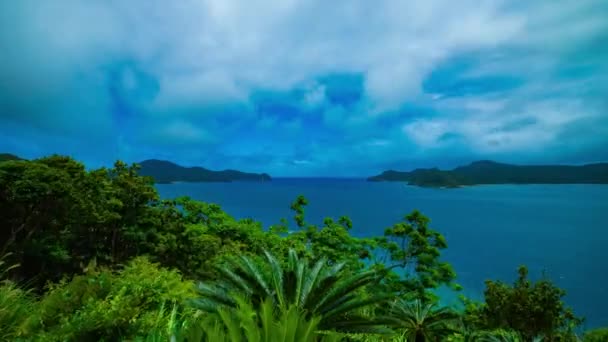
[
  {"xmin": 0, "ymin": 153, "xmax": 22, "ymax": 162},
  {"xmin": 368, "ymin": 160, "xmax": 608, "ymax": 188},
  {"xmin": 0, "ymin": 155, "xmax": 603, "ymax": 341},
  {"xmin": 138, "ymin": 159, "xmax": 272, "ymax": 183}
]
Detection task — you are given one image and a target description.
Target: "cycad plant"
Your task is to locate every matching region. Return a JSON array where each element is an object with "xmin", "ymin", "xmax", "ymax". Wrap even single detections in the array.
[
  {"xmin": 447, "ymin": 329, "xmax": 544, "ymax": 342},
  {"xmin": 137, "ymin": 297, "xmax": 342, "ymax": 342},
  {"xmin": 193, "ymin": 249, "xmax": 391, "ymax": 333},
  {"xmin": 385, "ymin": 299, "xmax": 459, "ymax": 342},
  {"xmin": 482, "ymin": 330, "xmax": 523, "ymax": 342},
  {"xmin": 473, "ymin": 330, "xmax": 523, "ymax": 342}
]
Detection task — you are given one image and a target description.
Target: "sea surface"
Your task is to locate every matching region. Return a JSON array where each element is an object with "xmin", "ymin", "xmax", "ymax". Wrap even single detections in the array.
[{"xmin": 156, "ymin": 179, "xmax": 608, "ymax": 328}]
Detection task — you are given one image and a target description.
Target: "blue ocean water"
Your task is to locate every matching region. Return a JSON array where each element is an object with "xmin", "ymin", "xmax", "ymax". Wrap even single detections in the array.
[{"xmin": 157, "ymin": 179, "xmax": 608, "ymax": 328}]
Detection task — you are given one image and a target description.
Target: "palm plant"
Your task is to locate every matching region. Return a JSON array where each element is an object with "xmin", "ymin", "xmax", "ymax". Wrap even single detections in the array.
[
  {"xmin": 473, "ymin": 330, "xmax": 523, "ymax": 342},
  {"xmin": 385, "ymin": 299, "xmax": 459, "ymax": 342},
  {"xmin": 449, "ymin": 329, "xmax": 545, "ymax": 342},
  {"xmin": 192, "ymin": 249, "xmax": 391, "ymax": 333},
  {"xmin": 138, "ymin": 297, "xmax": 342, "ymax": 342}
]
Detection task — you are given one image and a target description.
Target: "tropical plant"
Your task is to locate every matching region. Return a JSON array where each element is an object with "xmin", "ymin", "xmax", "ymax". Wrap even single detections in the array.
[
  {"xmin": 139, "ymin": 296, "xmax": 343, "ymax": 342},
  {"xmin": 372, "ymin": 210, "xmax": 458, "ymax": 300},
  {"xmin": 476, "ymin": 330, "xmax": 521, "ymax": 342},
  {"xmin": 279, "ymin": 195, "xmax": 374, "ymax": 270},
  {"xmin": 0, "ymin": 280, "xmax": 33, "ymax": 340},
  {"xmin": 193, "ymin": 248, "xmax": 391, "ymax": 332},
  {"xmin": 0, "ymin": 253, "xmax": 32, "ymax": 340},
  {"xmin": 465, "ymin": 266, "xmax": 582, "ymax": 341},
  {"xmin": 583, "ymin": 327, "xmax": 608, "ymax": 342},
  {"xmin": 21, "ymin": 257, "xmax": 196, "ymax": 341},
  {"xmin": 384, "ymin": 299, "xmax": 459, "ymax": 342},
  {"xmin": 447, "ymin": 328, "xmax": 548, "ymax": 342}
]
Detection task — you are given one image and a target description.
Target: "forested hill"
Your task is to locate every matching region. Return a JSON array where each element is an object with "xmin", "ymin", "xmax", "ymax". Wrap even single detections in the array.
[
  {"xmin": 0, "ymin": 154, "xmax": 271, "ymax": 183},
  {"xmin": 0, "ymin": 153, "xmax": 23, "ymax": 162},
  {"xmin": 368, "ymin": 160, "xmax": 608, "ymax": 188},
  {"xmin": 138, "ymin": 159, "xmax": 272, "ymax": 183}
]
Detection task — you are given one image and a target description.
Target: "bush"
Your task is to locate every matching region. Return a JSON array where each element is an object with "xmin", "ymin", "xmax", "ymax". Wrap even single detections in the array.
[
  {"xmin": 21, "ymin": 257, "xmax": 196, "ymax": 341},
  {"xmin": 583, "ymin": 327, "xmax": 608, "ymax": 342}
]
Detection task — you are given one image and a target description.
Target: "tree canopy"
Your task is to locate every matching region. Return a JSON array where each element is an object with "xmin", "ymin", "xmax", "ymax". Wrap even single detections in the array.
[{"xmin": 0, "ymin": 155, "xmax": 595, "ymax": 341}]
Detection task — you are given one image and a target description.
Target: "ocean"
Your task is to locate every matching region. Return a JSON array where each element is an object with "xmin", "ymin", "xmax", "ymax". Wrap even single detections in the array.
[{"xmin": 156, "ymin": 179, "xmax": 608, "ymax": 328}]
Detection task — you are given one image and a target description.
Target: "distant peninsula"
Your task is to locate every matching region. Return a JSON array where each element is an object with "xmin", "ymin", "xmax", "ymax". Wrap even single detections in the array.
[
  {"xmin": 368, "ymin": 160, "xmax": 608, "ymax": 188},
  {"xmin": 0, "ymin": 154, "xmax": 271, "ymax": 183},
  {"xmin": 138, "ymin": 159, "xmax": 271, "ymax": 184}
]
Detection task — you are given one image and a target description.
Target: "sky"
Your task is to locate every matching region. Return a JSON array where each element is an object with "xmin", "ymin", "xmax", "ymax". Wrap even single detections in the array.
[{"xmin": 0, "ymin": 0, "xmax": 607, "ymax": 176}]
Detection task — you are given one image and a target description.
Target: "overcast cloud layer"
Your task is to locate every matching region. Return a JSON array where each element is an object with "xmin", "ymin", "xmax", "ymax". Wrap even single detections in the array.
[{"xmin": 1, "ymin": 0, "xmax": 607, "ymax": 176}]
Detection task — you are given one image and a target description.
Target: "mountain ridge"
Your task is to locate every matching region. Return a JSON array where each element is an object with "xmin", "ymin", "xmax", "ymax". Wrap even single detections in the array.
[
  {"xmin": 137, "ymin": 159, "xmax": 272, "ymax": 184},
  {"xmin": 0, "ymin": 153, "xmax": 271, "ymax": 183},
  {"xmin": 368, "ymin": 160, "xmax": 608, "ymax": 188},
  {"xmin": 0, "ymin": 153, "xmax": 24, "ymax": 162}
]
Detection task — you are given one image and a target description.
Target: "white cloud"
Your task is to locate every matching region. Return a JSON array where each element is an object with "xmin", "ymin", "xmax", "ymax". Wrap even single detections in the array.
[
  {"xmin": 152, "ymin": 70, "xmax": 248, "ymax": 111},
  {"xmin": 1, "ymin": 0, "xmax": 606, "ymax": 172},
  {"xmin": 402, "ymin": 120, "xmax": 451, "ymax": 148},
  {"xmin": 403, "ymin": 96, "xmax": 599, "ymax": 154},
  {"xmin": 0, "ymin": 0, "xmax": 530, "ymax": 114}
]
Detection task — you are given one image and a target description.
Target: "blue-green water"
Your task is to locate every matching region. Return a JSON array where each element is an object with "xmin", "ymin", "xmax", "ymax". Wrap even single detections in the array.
[{"xmin": 157, "ymin": 179, "xmax": 608, "ymax": 328}]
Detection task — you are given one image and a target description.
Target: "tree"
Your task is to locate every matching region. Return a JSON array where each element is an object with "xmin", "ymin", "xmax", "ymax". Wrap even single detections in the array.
[
  {"xmin": 385, "ymin": 299, "xmax": 459, "ymax": 342},
  {"xmin": 373, "ymin": 210, "xmax": 458, "ymax": 300},
  {"xmin": 0, "ymin": 156, "xmax": 96, "ymax": 283},
  {"xmin": 0, "ymin": 156, "xmax": 281, "ymax": 284},
  {"xmin": 465, "ymin": 266, "xmax": 582, "ymax": 341},
  {"xmin": 279, "ymin": 195, "xmax": 374, "ymax": 269},
  {"xmin": 193, "ymin": 249, "xmax": 391, "ymax": 333}
]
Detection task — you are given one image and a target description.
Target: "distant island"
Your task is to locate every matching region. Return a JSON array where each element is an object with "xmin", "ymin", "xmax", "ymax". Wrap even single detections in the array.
[
  {"xmin": 138, "ymin": 159, "xmax": 271, "ymax": 184},
  {"xmin": 0, "ymin": 154, "xmax": 271, "ymax": 183},
  {"xmin": 368, "ymin": 160, "xmax": 608, "ymax": 188}
]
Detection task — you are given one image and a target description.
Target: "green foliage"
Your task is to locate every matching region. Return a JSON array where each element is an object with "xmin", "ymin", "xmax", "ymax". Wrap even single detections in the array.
[
  {"xmin": 140, "ymin": 297, "xmax": 343, "ymax": 342},
  {"xmin": 373, "ymin": 210, "xmax": 457, "ymax": 299},
  {"xmin": 141, "ymin": 196, "xmax": 284, "ymax": 279},
  {"xmin": 471, "ymin": 330, "xmax": 523, "ymax": 342},
  {"xmin": 1, "ymin": 154, "xmax": 595, "ymax": 341},
  {"xmin": 583, "ymin": 327, "xmax": 608, "ymax": 342},
  {"xmin": 279, "ymin": 195, "xmax": 374, "ymax": 269},
  {"xmin": 194, "ymin": 249, "xmax": 391, "ymax": 333},
  {"xmin": 0, "ymin": 254, "xmax": 32, "ymax": 339},
  {"xmin": 20, "ymin": 257, "xmax": 194, "ymax": 341},
  {"xmin": 0, "ymin": 156, "xmax": 285, "ymax": 284},
  {"xmin": 0, "ymin": 157, "xmax": 158, "ymax": 284},
  {"xmin": 0, "ymin": 281, "xmax": 34, "ymax": 340},
  {"xmin": 385, "ymin": 299, "xmax": 459, "ymax": 342},
  {"xmin": 464, "ymin": 266, "xmax": 582, "ymax": 341},
  {"xmin": 448, "ymin": 329, "xmax": 551, "ymax": 342},
  {"xmin": 200, "ymin": 297, "xmax": 340, "ymax": 342}
]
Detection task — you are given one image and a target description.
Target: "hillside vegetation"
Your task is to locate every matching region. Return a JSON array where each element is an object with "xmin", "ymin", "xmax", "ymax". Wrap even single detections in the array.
[{"xmin": 0, "ymin": 155, "xmax": 604, "ymax": 341}]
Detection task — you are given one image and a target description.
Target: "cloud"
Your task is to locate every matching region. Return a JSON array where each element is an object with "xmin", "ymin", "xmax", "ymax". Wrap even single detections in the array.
[
  {"xmin": 0, "ymin": 0, "xmax": 606, "ymax": 175},
  {"xmin": 301, "ymin": 83, "xmax": 327, "ymax": 109},
  {"xmin": 402, "ymin": 95, "xmax": 602, "ymax": 156},
  {"xmin": 157, "ymin": 121, "xmax": 212, "ymax": 144}
]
